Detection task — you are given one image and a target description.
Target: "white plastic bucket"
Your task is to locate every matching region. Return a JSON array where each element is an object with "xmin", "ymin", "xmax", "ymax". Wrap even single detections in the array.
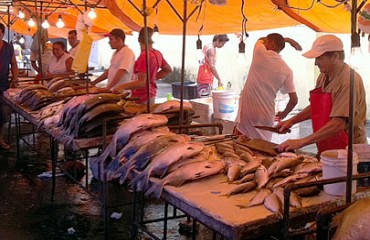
[
  {"xmin": 212, "ymin": 90, "xmax": 236, "ymax": 120},
  {"xmin": 321, "ymin": 149, "xmax": 359, "ymax": 196}
]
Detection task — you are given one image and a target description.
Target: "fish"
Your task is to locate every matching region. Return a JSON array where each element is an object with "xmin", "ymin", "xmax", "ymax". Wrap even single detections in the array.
[
  {"xmin": 254, "ymin": 165, "xmax": 269, "ymax": 189},
  {"xmin": 89, "ymin": 114, "xmax": 168, "ymax": 180},
  {"xmin": 293, "ymin": 186, "xmax": 321, "ymax": 197},
  {"xmin": 231, "ymin": 173, "xmax": 255, "ymax": 184},
  {"xmin": 331, "ymin": 198, "xmax": 370, "ymax": 240},
  {"xmin": 167, "ymin": 146, "xmax": 213, "ymax": 173},
  {"xmin": 114, "ymin": 134, "xmax": 190, "ymax": 183},
  {"xmin": 152, "ymin": 100, "xmax": 193, "ymax": 113},
  {"xmin": 131, "ymin": 141, "xmax": 204, "ymax": 191},
  {"xmin": 294, "ymin": 162, "xmax": 322, "ymax": 174},
  {"xmin": 268, "ymin": 156, "xmax": 303, "ymax": 175},
  {"xmin": 273, "ymin": 187, "xmax": 302, "ymax": 208},
  {"xmin": 145, "ymin": 160, "xmax": 224, "ymax": 199},
  {"xmin": 233, "ymin": 143, "xmax": 254, "ymax": 155},
  {"xmin": 222, "ymin": 151, "xmax": 240, "ymax": 159},
  {"xmin": 240, "ymin": 160, "xmax": 262, "ymax": 176},
  {"xmin": 222, "ymin": 181, "xmax": 257, "ymax": 197},
  {"xmin": 273, "ymin": 173, "xmax": 309, "ymax": 189},
  {"xmin": 237, "ymin": 188, "xmax": 271, "ymax": 208},
  {"xmin": 264, "ymin": 192, "xmax": 283, "ymax": 217},
  {"xmin": 105, "ymin": 130, "xmax": 173, "ymax": 179},
  {"xmin": 227, "ymin": 164, "xmax": 241, "ymax": 182}
]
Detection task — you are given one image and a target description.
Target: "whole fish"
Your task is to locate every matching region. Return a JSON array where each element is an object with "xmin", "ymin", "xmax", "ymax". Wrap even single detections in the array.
[
  {"xmin": 114, "ymin": 134, "xmax": 190, "ymax": 183},
  {"xmin": 240, "ymin": 160, "xmax": 262, "ymax": 176},
  {"xmin": 152, "ymin": 100, "xmax": 193, "ymax": 113},
  {"xmin": 273, "ymin": 187, "xmax": 302, "ymax": 208},
  {"xmin": 238, "ymin": 189, "xmax": 271, "ymax": 208},
  {"xmin": 90, "ymin": 114, "xmax": 168, "ymax": 180},
  {"xmin": 264, "ymin": 193, "xmax": 283, "ymax": 217},
  {"xmin": 273, "ymin": 173, "xmax": 309, "ymax": 189},
  {"xmin": 294, "ymin": 162, "xmax": 322, "ymax": 174},
  {"xmin": 145, "ymin": 160, "xmax": 224, "ymax": 199},
  {"xmin": 105, "ymin": 130, "xmax": 173, "ymax": 180},
  {"xmin": 167, "ymin": 146, "xmax": 213, "ymax": 173},
  {"xmin": 131, "ymin": 141, "xmax": 204, "ymax": 191},
  {"xmin": 222, "ymin": 181, "xmax": 257, "ymax": 197},
  {"xmin": 227, "ymin": 164, "xmax": 241, "ymax": 182},
  {"xmin": 254, "ymin": 165, "xmax": 269, "ymax": 189},
  {"xmin": 231, "ymin": 173, "xmax": 255, "ymax": 184},
  {"xmin": 331, "ymin": 198, "xmax": 370, "ymax": 240}
]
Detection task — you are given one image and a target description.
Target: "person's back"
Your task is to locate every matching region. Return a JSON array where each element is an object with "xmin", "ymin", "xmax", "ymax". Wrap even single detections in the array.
[{"xmin": 236, "ymin": 33, "xmax": 299, "ymax": 141}]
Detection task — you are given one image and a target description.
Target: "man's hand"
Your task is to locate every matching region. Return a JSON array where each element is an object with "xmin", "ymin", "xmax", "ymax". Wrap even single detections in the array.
[
  {"xmin": 278, "ymin": 139, "xmax": 305, "ymax": 152},
  {"xmin": 218, "ymin": 80, "xmax": 223, "ymax": 87},
  {"xmin": 10, "ymin": 80, "xmax": 18, "ymax": 88},
  {"xmin": 275, "ymin": 119, "xmax": 293, "ymax": 134}
]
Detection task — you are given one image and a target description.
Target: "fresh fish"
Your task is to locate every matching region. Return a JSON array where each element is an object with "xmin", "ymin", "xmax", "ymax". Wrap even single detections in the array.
[
  {"xmin": 152, "ymin": 100, "xmax": 193, "ymax": 113},
  {"xmin": 105, "ymin": 130, "xmax": 173, "ymax": 179},
  {"xmin": 222, "ymin": 181, "xmax": 257, "ymax": 197},
  {"xmin": 268, "ymin": 156, "xmax": 303, "ymax": 175},
  {"xmin": 278, "ymin": 152, "xmax": 297, "ymax": 158},
  {"xmin": 222, "ymin": 151, "xmax": 240, "ymax": 159},
  {"xmin": 145, "ymin": 160, "xmax": 224, "ymax": 199},
  {"xmin": 240, "ymin": 160, "xmax": 262, "ymax": 176},
  {"xmin": 264, "ymin": 193, "xmax": 283, "ymax": 217},
  {"xmin": 254, "ymin": 165, "xmax": 269, "ymax": 189},
  {"xmin": 331, "ymin": 198, "xmax": 370, "ymax": 240},
  {"xmin": 273, "ymin": 173, "xmax": 309, "ymax": 189},
  {"xmin": 167, "ymin": 146, "xmax": 213, "ymax": 173},
  {"xmin": 273, "ymin": 187, "xmax": 302, "ymax": 208},
  {"xmin": 89, "ymin": 114, "xmax": 168, "ymax": 180},
  {"xmin": 227, "ymin": 164, "xmax": 241, "ymax": 182},
  {"xmin": 131, "ymin": 142, "xmax": 204, "ymax": 191},
  {"xmin": 293, "ymin": 186, "xmax": 321, "ymax": 197},
  {"xmin": 231, "ymin": 173, "xmax": 255, "ymax": 184},
  {"xmin": 294, "ymin": 162, "xmax": 322, "ymax": 174},
  {"xmin": 239, "ymin": 152, "xmax": 255, "ymax": 162},
  {"xmin": 233, "ymin": 142, "xmax": 254, "ymax": 155},
  {"xmin": 237, "ymin": 188, "xmax": 271, "ymax": 208},
  {"xmin": 115, "ymin": 134, "xmax": 190, "ymax": 183}
]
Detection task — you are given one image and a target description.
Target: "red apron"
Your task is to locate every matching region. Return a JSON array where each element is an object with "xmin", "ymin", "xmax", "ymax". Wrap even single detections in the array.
[{"xmin": 310, "ymin": 87, "xmax": 348, "ymax": 154}]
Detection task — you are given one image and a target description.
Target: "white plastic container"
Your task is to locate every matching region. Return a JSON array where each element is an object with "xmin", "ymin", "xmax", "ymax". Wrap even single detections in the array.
[
  {"xmin": 321, "ymin": 149, "xmax": 358, "ymax": 196},
  {"xmin": 212, "ymin": 90, "xmax": 236, "ymax": 120}
]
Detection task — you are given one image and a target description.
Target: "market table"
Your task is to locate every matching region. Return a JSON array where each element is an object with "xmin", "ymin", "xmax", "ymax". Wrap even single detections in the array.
[{"xmin": 131, "ymin": 173, "xmax": 370, "ymax": 240}]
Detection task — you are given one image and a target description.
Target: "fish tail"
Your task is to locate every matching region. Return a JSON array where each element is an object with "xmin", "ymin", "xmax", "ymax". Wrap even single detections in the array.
[
  {"xmin": 117, "ymin": 162, "xmax": 133, "ymax": 184},
  {"xmin": 130, "ymin": 170, "xmax": 149, "ymax": 191},
  {"xmin": 145, "ymin": 180, "xmax": 165, "ymax": 199}
]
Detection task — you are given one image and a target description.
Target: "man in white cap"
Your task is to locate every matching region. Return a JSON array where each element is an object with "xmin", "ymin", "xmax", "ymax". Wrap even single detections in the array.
[{"xmin": 277, "ymin": 34, "xmax": 367, "ymax": 154}]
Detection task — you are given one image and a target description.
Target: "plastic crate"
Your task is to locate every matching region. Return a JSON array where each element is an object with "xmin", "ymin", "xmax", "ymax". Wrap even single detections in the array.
[{"xmin": 172, "ymin": 82, "xmax": 198, "ymax": 99}]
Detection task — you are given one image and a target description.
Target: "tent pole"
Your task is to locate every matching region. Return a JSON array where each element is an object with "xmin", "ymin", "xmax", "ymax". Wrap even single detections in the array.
[
  {"xmin": 143, "ymin": 0, "xmax": 151, "ymax": 113},
  {"xmin": 178, "ymin": 0, "xmax": 188, "ymax": 134},
  {"xmin": 346, "ymin": 0, "xmax": 357, "ymax": 204}
]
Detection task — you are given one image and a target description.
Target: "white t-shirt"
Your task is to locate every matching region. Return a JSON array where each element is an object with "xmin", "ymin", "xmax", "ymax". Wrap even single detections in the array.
[
  {"xmin": 48, "ymin": 53, "xmax": 72, "ymax": 75},
  {"xmin": 69, "ymin": 43, "xmax": 79, "ymax": 58},
  {"xmin": 236, "ymin": 40, "xmax": 296, "ymax": 141},
  {"xmin": 108, "ymin": 45, "xmax": 135, "ymax": 88}
]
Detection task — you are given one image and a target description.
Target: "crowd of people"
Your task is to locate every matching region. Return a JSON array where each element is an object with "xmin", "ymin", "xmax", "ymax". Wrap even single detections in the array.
[{"xmin": 0, "ymin": 21, "xmax": 367, "ymax": 154}]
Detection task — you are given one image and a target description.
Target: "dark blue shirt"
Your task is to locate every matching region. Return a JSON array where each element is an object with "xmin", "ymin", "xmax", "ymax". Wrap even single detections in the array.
[{"xmin": 0, "ymin": 40, "xmax": 14, "ymax": 91}]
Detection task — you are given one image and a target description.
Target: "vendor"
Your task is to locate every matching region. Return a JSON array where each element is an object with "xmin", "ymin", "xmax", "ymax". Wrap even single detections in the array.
[
  {"xmin": 0, "ymin": 23, "xmax": 18, "ymax": 149},
  {"xmin": 91, "ymin": 28, "xmax": 135, "ymax": 92},
  {"xmin": 277, "ymin": 35, "xmax": 367, "ymax": 154},
  {"xmin": 46, "ymin": 41, "xmax": 74, "ymax": 78},
  {"xmin": 114, "ymin": 27, "xmax": 172, "ymax": 105},
  {"xmin": 67, "ymin": 30, "xmax": 80, "ymax": 58}
]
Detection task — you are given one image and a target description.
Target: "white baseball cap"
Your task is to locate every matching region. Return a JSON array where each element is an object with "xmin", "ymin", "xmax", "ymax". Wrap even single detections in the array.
[{"xmin": 302, "ymin": 35, "xmax": 344, "ymax": 58}]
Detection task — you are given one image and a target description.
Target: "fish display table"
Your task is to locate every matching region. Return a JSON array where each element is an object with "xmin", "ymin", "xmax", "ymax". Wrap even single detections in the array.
[{"xmin": 141, "ymin": 174, "xmax": 370, "ymax": 239}]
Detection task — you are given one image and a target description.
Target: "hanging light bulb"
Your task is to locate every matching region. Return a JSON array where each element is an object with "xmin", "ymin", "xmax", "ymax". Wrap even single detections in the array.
[
  {"xmin": 349, "ymin": 32, "xmax": 365, "ymax": 69},
  {"xmin": 87, "ymin": 8, "xmax": 97, "ymax": 20},
  {"xmin": 18, "ymin": 9, "xmax": 25, "ymax": 19},
  {"xmin": 152, "ymin": 24, "xmax": 160, "ymax": 42},
  {"xmin": 56, "ymin": 15, "xmax": 65, "ymax": 28},
  {"xmin": 19, "ymin": 35, "xmax": 25, "ymax": 44},
  {"xmin": 42, "ymin": 16, "xmax": 50, "ymax": 29},
  {"xmin": 28, "ymin": 17, "xmax": 36, "ymax": 27}
]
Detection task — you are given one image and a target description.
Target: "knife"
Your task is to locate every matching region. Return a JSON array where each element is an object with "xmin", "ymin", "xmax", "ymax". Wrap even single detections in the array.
[{"xmin": 254, "ymin": 125, "xmax": 291, "ymax": 134}]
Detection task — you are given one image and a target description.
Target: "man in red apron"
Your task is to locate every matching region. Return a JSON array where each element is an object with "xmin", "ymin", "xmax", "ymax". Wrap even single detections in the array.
[{"xmin": 277, "ymin": 35, "xmax": 367, "ymax": 154}]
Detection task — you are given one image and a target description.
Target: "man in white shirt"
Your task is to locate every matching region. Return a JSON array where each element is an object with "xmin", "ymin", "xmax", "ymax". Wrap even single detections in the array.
[
  {"xmin": 67, "ymin": 30, "xmax": 80, "ymax": 58},
  {"xmin": 235, "ymin": 33, "xmax": 301, "ymax": 141},
  {"xmin": 91, "ymin": 29, "xmax": 135, "ymax": 92}
]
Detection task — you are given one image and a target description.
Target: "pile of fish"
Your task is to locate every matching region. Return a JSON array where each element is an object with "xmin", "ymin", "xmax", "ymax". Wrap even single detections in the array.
[
  {"xmin": 36, "ymin": 99, "xmax": 67, "ymax": 128},
  {"xmin": 90, "ymin": 113, "xmax": 225, "ymax": 198},
  {"xmin": 214, "ymin": 138, "xmax": 323, "ymax": 217},
  {"xmin": 14, "ymin": 85, "xmax": 54, "ymax": 110},
  {"xmin": 57, "ymin": 93, "xmax": 127, "ymax": 138}
]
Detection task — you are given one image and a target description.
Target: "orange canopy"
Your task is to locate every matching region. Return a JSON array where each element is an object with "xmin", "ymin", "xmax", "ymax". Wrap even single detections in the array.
[{"xmin": 3, "ymin": 0, "xmax": 354, "ymax": 38}]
